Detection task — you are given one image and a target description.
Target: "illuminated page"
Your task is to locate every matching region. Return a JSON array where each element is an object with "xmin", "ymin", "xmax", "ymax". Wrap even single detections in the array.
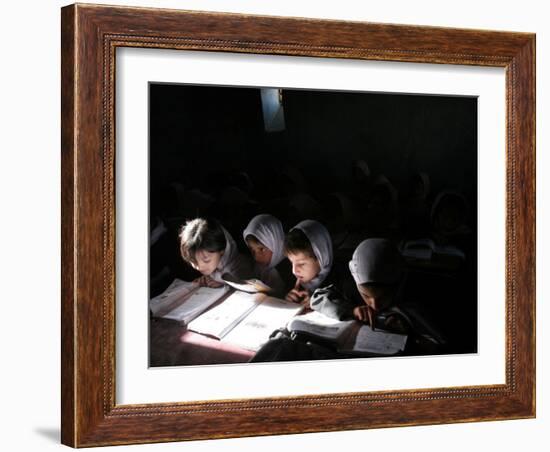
[
  {"xmin": 343, "ymin": 326, "xmax": 407, "ymax": 355},
  {"xmin": 161, "ymin": 285, "xmax": 230, "ymax": 324},
  {"xmin": 187, "ymin": 291, "xmax": 263, "ymax": 339},
  {"xmin": 222, "ymin": 297, "xmax": 304, "ymax": 351},
  {"xmin": 148, "ymin": 279, "xmax": 197, "ymax": 316},
  {"xmin": 287, "ymin": 311, "xmax": 355, "ymax": 342}
]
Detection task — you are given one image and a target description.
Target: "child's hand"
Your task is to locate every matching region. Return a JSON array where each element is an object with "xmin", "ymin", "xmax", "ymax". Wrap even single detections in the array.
[
  {"xmin": 285, "ymin": 280, "xmax": 310, "ymax": 304},
  {"xmin": 194, "ymin": 275, "xmax": 224, "ymax": 288},
  {"xmin": 193, "ymin": 275, "xmax": 208, "ymax": 287},
  {"xmin": 353, "ymin": 305, "xmax": 375, "ymax": 329},
  {"xmin": 205, "ymin": 278, "xmax": 224, "ymax": 288}
]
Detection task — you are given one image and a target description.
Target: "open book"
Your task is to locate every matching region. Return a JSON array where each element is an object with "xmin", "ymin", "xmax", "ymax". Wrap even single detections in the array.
[
  {"xmin": 287, "ymin": 311, "xmax": 407, "ymax": 356},
  {"xmin": 188, "ymin": 292, "xmax": 304, "ymax": 351},
  {"xmin": 149, "ymin": 278, "xmax": 230, "ymax": 325},
  {"xmin": 221, "ymin": 273, "xmax": 273, "ymax": 293}
]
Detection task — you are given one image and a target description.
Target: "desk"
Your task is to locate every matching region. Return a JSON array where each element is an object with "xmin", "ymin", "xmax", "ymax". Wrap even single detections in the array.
[{"xmin": 149, "ymin": 318, "xmax": 255, "ymax": 366}]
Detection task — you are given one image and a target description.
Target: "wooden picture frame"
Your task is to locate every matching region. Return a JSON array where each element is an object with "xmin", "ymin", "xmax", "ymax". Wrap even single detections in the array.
[{"xmin": 61, "ymin": 3, "xmax": 535, "ymax": 447}]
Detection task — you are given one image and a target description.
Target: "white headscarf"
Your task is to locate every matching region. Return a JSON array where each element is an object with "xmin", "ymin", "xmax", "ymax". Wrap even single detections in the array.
[
  {"xmin": 242, "ymin": 214, "xmax": 285, "ymax": 269},
  {"xmin": 291, "ymin": 220, "xmax": 333, "ymax": 291},
  {"xmin": 349, "ymin": 238, "xmax": 403, "ymax": 285},
  {"xmin": 210, "ymin": 226, "xmax": 252, "ymax": 282}
]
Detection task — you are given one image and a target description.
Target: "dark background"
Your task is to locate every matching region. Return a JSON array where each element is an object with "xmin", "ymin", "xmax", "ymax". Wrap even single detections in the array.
[{"xmin": 149, "ymin": 83, "xmax": 478, "ymax": 354}]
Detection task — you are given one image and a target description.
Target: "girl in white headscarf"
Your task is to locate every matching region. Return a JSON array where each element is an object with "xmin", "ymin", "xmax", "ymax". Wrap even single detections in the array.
[
  {"xmin": 179, "ymin": 218, "xmax": 254, "ymax": 287},
  {"xmin": 310, "ymin": 238, "xmax": 445, "ymax": 354},
  {"xmin": 284, "ymin": 220, "xmax": 334, "ymax": 304},
  {"xmin": 243, "ymin": 214, "xmax": 287, "ymax": 295},
  {"xmin": 348, "ymin": 239, "xmax": 446, "ymax": 351},
  {"xmin": 348, "ymin": 238, "xmax": 404, "ymax": 326}
]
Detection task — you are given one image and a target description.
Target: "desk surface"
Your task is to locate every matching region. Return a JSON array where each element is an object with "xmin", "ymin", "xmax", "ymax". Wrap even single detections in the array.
[{"xmin": 149, "ymin": 318, "xmax": 255, "ymax": 367}]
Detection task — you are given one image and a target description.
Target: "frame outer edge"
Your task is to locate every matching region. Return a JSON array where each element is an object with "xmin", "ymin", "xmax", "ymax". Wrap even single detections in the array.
[
  {"xmin": 61, "ymin": 4, "xmax": 77, "ymax": 448},
  {"xmin": 75, "ymin": 4, "xmax": 110, "ymax": 446},
  {"xmin": 515, "ymin": 35, "xmax": 536, "ymax": 415},
  {"xmin": 531, "ymin": 35, "xmax": 536, "ymax": 417},
  {"xmin": 505, "ymin": 34, "xmax": 536, "ymax": 416}
]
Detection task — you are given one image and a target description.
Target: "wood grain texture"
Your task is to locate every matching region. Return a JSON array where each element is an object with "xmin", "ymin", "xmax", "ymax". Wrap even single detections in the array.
[
  {"xmin": 60, "ymin": 3, "xmax": 536, "ymax": 447},
  {"xmin": 60, "ymin": 5, "xmax": 76, "ymax": 446}
]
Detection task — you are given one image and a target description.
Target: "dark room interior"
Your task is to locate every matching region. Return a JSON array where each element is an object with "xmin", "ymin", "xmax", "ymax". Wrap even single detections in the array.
[{"xmin": 149, "ymin": 82, "xmax": 478, "ymax": 362}]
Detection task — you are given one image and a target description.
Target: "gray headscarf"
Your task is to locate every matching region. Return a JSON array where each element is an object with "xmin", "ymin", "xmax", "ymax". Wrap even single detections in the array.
[
  {"xmin": 349, "ymin": 238, "xmax": 403, "ymax": 285},
  {"xmin": 243, "ymin": 214, "xmax": 285, "ymax": 269},
  {"xmin": 291, "ymin": 220, "xmax": 333, "ymax": 291}
]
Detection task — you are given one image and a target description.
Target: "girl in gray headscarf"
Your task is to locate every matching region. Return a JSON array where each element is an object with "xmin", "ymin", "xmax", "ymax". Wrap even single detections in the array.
[
  {"xmin": 284, "ymin": 220, "xmax": 334, "ymax": 304},
  {"xmin": 348, "ymin": 238, "xmax": 404, "ymax": 328},
  {"xmin": 349, "ymin": 239, "xmax": 446, "ymax": 351},
  {"xmin": 243, "ymin": 214, "xmax": 287, "ymax": 295},
  {"xmin": 310, "ymin": 238, "xmax": 445, "ymax": 353}
]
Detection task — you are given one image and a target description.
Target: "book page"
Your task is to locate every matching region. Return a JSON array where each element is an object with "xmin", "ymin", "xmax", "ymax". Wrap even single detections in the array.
[
  {"xmin": 222, "ymin": 297, "xmax": 304, "ymax": 351},
  {"xmin": 187, "ymin": 291, "xmax": 263, "ymax": 339},
  {"xmin": 222, "ymin": 273, "xmax": 273, "ymax": 293},
  {"xmin": 162, "ymin": 285, "xmax": 230, "ymax": 324},
  {"xmin": 345, "ymin": 326, "xmax": 407, "ymax": 355},
  {"xmin": 287, "ymin": 311, "xmax": 354, "ymax": 342},
  {"xmin": 149, "ymin": 279, "xmax": 197, "ymax": 316}
]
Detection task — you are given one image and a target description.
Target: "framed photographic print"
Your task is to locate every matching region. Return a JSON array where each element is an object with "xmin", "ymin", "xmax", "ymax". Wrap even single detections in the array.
[{"xmin": 61, "ymin": 3, "xmax": 535, "ymax": 447}]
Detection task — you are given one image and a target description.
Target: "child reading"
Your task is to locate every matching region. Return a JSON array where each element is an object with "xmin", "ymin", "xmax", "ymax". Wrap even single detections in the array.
[
  {"xmin": 348, "ymin": 238, "xmax": 446, "ymax": 352},
  {"xmin": 284, "ymin": 220, "xmax": 334, "ymax": 304},
  {"xmin": 251, "ymin": 219, "xmax": 342, "ymax": 363},
  {"xmin": 348, "ymin": 238, "xmax": 404, "ymax": 327},
  {"xmin": 179, "ymin": 217, "xmax": 253, "ymax": 287},
  {"xmin": 243, "ymin": 214, "xmax": 287, "ymax": 295}
]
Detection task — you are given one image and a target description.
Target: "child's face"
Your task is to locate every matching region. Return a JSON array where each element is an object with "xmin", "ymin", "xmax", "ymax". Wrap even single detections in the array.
[
  {"xmin": 287, "ymin": 252, "xmax": 321, "ymax": 284},
  {"xmin": 356, "ymin": 284, "xmax": 395, "ymax": 313},
  {"xmin": 246, "ymin": 239, "xmax": 273, "ymax": 267},
  {"xmin": 192, "ymin": 249, "xmax": 223, "ymax": 276}
]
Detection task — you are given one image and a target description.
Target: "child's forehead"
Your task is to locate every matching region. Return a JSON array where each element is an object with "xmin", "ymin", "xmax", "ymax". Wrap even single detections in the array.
[
  {"xmin": 287, "ymin": 251, "xmax": 314, "ymax": 261},
  {"xmin": 358, "ymin": 284, "xmax": 392, "ymax": 297},
  {"xmin": 196, "ymin": 249, "xmax": 219, "ymax": 257},
  {"xmin": 246, "ymin": 236, "xmax": 265, "ymax": 247}
]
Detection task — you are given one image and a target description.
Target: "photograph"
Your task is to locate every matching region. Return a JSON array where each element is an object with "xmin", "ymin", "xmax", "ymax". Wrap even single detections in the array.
[{"xmin": 148, "ymin": 83, "xmax": 478, "ymax": 367}]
